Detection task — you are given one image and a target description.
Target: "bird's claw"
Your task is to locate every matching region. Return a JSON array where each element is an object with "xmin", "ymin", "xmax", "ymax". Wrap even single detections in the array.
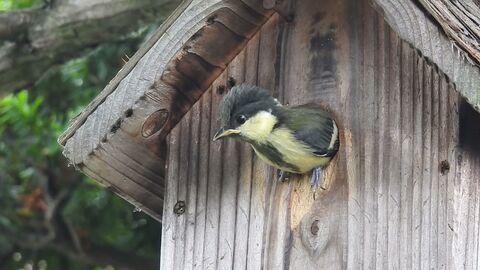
[
  {"xmin": 277, "ymin": 170, "xmax": 291, "ymax": 182},
  {"xmin": 310, "ymin": 167, "xmax": 324, "ymax": 191}
]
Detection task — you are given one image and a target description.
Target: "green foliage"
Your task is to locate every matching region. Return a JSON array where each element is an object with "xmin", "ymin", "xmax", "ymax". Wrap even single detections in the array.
[
  {"xmin": 63, "ymin": 180, "xmax": 159, "ymax": 258},
  {"xmin": 0, "ymin": 90, "xmax": 62, "ymax": 159},
  {"xmin": 36, "ymin": 38, "xmax": 142, "ymax": 116},
  {"xmin": 0, "ymin": 90, "xmax": 63, "ymax": 236},
  {"xmin": 0, "ymin": 4, "xmax": 161, "ymax": 268},
  {"xmin": 0, "ymin": 0, "xmax": 42, "ymax": 11}
]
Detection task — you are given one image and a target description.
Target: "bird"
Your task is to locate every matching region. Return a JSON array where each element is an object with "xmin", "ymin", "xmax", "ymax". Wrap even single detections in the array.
[{"xmin": 213, "ymin": 84, "xmax": 339, "ymax": 190}]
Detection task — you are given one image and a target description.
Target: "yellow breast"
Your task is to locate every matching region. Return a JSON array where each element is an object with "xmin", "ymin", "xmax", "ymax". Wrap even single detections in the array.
[{"xmin": 252, "ymin": 127, "xmax": 331, "ymax": 173}]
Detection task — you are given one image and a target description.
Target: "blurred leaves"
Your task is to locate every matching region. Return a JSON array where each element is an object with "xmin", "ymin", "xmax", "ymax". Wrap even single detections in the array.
[
  {"xmin": 0, "ymin": 0, "xmax": 42, "ymax": 11},
  {"xmin": 0, "ymin": 0, "xmax": 161, "ymax": 269}
]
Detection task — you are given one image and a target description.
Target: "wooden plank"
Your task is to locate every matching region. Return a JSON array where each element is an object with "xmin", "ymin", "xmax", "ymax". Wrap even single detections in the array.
[
  {"xmin": 192, "ymin": 93, "xmax": 211, "ymax": 270},
  {"xmin": 371, "ymin": 0, "xmax": 480, "ymax": 112},
  {"xmin": 160, "ymin": 124, "xmax": 180, "ymax": 270},
  {"xmin": 228, "ymin": 49, "xmax": 253, "ymax": 270},
  {"xmin": 452, "ymin": 101, "xmax": 480, "ymax": 269},
  {"xmin": 172, "ymin": 111, "xmax": 191, "ymax": 269},
  {"xmin": 202, "ymin": 81, "xmax": 223, "ymax": 270},
  {"xmin": 183, "ymin": 98, "xmax": 200, "ymax": 269}
]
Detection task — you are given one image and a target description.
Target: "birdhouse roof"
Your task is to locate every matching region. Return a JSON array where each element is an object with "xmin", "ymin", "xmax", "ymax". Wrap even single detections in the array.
[{"xmin": 58, "ymin": 0, "xmax": 480, "ymax": 221}]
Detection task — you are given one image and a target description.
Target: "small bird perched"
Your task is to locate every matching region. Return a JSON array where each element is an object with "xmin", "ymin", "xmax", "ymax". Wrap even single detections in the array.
[{"xmin": 213, "ymin": 84, "xmax": 339, "ymax": 189}]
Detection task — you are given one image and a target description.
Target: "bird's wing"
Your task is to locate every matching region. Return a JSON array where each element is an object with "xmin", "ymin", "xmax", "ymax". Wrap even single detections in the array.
[{"xmin": 283, "ymin": 104, "xmax": 339, "ymax": 157}]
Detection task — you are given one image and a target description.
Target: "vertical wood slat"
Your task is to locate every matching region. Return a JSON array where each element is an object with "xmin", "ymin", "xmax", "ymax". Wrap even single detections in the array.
[
  {"xmin": 161, "ymin": 0, "xmax": 480, "ymax": 269},
  {"xmin": 192, "ymin": 92, "xmax": 211, "ymax": 270},
  {"xmin": 216, "ymin": 71, "xmax": 238, "ymax": 270},
  {"xmin": 183, "ymin": 101, "xmax": 200, "ymax": 270},
  {"xmin": 453, "ymin": 99, "xmax": 480, "ymax": 269},
  {"xmin": 230, "ymin": 48, "xmax": 252, "ymax": 270}
]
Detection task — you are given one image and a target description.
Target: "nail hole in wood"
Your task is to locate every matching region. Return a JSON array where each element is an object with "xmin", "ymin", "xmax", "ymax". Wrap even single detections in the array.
[
  {"xmin": 174, "ymin": 201, "xmax": 186, "ymax": 215},
  {"xmin": 190, "ymin": 32, "xmax": 201, "ymax": 41},
  {"xmin": 440, "ymin": 160, "xmax": 450, "ymax": 175},
  {"xmin": 142, "ymin": 109, "xmax": 169, "ymax": 138},
  {"xmin": 227, "ymin": 77, "xmax": 236, "ymax": 88},
  {"xmin": 125, "ymin": 108, "xmax": 133, "ymax": 118},
  {"xmin": 206, "ymin": 15, "xmax": 217, "ymax": 25},
  {"xmin": 110, "ymin": 119, "xmax": 122, "ymax": 133},
  {"xmin": 217, "ymin": 85, "xmax": 226, "ymax": 95},
  {"xmin": 76, "ymin": 163, "xmax": 85, "ymax": 170}
]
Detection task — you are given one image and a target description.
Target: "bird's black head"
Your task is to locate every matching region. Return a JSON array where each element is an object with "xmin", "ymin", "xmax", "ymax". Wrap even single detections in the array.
[{"xmin": 213, "ymin": 84, "xmax": 281, "ymax": 141}]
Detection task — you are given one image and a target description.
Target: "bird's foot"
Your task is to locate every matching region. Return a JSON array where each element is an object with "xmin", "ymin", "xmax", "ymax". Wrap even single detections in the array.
[
  {"xmin": 277, "ymin": 170, "xmax": 292, "ymax": 182},
  {"xmin": 310, "ymin": 167, "xmax": 324, "ymax": 191}
]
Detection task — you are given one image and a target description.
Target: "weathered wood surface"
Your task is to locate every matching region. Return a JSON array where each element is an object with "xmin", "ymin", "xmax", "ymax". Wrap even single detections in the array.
[
  {"xmin": 418, "ymin": 0, "xmax": 480, "ymax": 64},
  {"xmin": 161, "ymin": 0, "xmax": 480, "ymax": 269},
  {"xmin": 59, "ymin": 0, "xmax": 273, "ymax": 220},
  {"xmin": 371, "ymin": 0, "xmax": 480, "ymax": 112}
]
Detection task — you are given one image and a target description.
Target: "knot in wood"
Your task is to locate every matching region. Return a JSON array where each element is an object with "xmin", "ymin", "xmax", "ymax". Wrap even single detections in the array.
[
  {"xmin": 173, "ymin": 201, "xmax": 186, "ymax": 215},
  {"xmin": 311, "ymin": 220, "xmax": 320, "ymax": 235},
  {"xmin": 142, "ymin": 109, "xmax": 169, "ymax": 138}
]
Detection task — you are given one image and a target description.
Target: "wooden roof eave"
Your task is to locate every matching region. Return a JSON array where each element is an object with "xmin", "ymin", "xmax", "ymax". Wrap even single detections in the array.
[
  {"xmin": 371, "ymin": 0, "xmax": 480, "ymax": 112},
  {"xmin": 59, "ymin": 0, "xmax": 273, "ymax": 146},
  {"xmin": 418, "ymin": 0, "xmax": 480, "ymax": 65},
  {"xmin": 57, "ymin": 0, "xmax": 274, "ymax": 221}
]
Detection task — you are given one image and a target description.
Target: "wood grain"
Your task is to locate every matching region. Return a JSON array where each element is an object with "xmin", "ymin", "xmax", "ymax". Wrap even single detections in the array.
[
  {"xmin": 418, "ymin": 0, "xmax": 480, "ymax": 64},
  {"xmin": 371, "ymin": 0, "xmax": 480, "ymax": 112},
  {"xmin": 161, "ymin": 0, "xmax": 480, "ymax": 268}
]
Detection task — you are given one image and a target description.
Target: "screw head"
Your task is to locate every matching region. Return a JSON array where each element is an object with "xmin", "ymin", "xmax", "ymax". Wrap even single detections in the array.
[{"xmin": 173, "ymin": 201, "xmax": 186, "ymax": 215}]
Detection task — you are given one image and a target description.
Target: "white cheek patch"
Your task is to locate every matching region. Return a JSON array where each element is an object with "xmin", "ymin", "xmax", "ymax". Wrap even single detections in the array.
[{"xmin": 239, "ymin": 111, "xmax": 277, "ymax": 142}]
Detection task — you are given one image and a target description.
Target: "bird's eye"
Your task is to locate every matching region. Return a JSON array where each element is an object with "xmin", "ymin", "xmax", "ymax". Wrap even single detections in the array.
[{"xmin": 236, "ymin": 115, "xmax": 247, "ymax": 124}]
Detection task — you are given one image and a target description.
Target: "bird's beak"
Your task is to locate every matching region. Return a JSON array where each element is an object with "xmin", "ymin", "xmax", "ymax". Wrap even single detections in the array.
[{"xmin": 213, "ymin": 127, "xmax": 240, "ymax": 141}]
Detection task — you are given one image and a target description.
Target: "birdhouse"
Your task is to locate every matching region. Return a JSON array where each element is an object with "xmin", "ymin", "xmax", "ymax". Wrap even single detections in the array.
[{"xmin": 59, "ymin": 0, "xmax": 480, "ymax": 268}]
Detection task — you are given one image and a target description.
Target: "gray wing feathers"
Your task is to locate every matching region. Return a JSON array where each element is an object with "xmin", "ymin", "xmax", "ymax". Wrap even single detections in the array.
[{"xmin": 285, "ymin": 105, "xmax": 339, "ymax": 157}]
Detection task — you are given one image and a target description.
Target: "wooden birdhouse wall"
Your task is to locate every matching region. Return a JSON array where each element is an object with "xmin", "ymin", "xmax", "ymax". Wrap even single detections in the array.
[{"xmin": 161, "ymin": 0, "xmax": 480, "ymax": 269}]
